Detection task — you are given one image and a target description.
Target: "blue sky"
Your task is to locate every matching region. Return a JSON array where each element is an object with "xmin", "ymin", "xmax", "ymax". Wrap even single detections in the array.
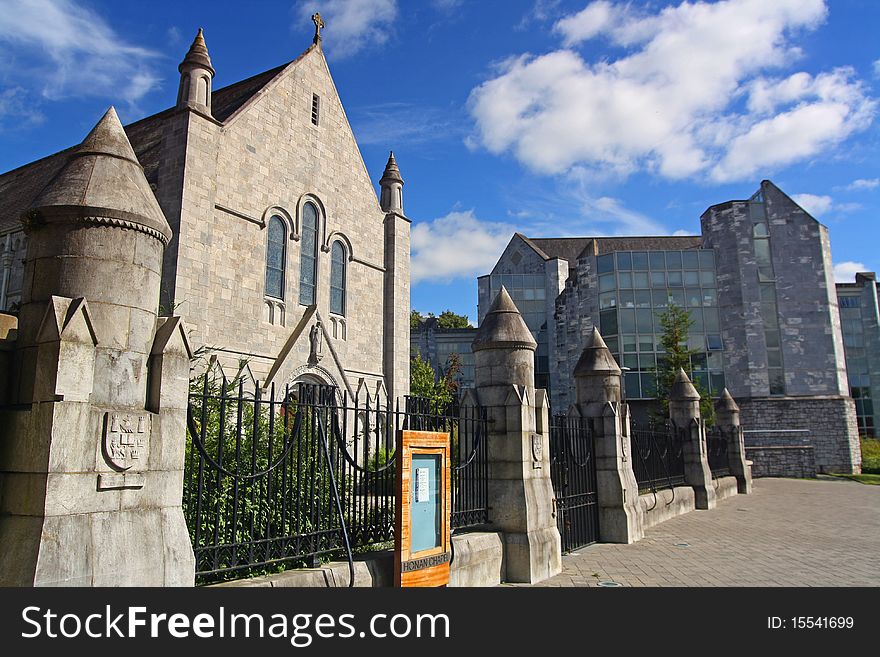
[{"xmin": 1, "ymin": 0, "xmax": 878, "ymax": 325}]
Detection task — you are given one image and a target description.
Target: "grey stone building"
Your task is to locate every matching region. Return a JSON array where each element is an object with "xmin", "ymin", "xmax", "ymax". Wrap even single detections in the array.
[
  {"xmin": 0, "ymin": 27, "xmax": 410, "ymax": 401},
  {"xmin": 410, "ymin": 318, "xmax": 477, "ymax": 389},
  {"xmin": 480, "ymin": 181, "xmax": 860, "ymax": 474},
  {"xmin": 836, "ymin": 272, "xmax": 880, "ymax": 437}
]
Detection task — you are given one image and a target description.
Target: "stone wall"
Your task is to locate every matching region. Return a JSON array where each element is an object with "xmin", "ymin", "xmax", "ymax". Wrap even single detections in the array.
[
  {"xmin": 739, "ymin": 396, "xmax": 860, "ymax": 474},
  {"xmin": 745, "ymin": 446, "xmax": 817, "ymax": 478}
]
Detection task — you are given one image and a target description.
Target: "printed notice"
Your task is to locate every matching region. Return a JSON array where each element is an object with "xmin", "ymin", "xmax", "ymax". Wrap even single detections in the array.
[{"xmin": 415, "ymin": 467, "xmax": 429, "ymax": 503}]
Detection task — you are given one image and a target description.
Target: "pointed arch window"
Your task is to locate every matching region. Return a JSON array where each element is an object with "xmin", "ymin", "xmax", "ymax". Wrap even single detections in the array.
[
  {"xmin": 299, "ymin": 202, "xmax": 319, "ymax": 306},
  {"xmin": 330, "ymin": 240, "xmax": 346, "ymax": 316},
  {"xmin": 265, "ymin": 215, "xmax": 286, "ymax": 299}
]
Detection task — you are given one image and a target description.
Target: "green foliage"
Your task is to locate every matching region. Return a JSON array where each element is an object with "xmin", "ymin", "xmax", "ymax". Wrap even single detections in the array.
[
  {"xmin": 436, "ymin": 310, "xmax": 470, "ymax": 329},
  {"xmin": 860, "ymin": 438, "xmax": 880, "ymax": 474},
  {"xmin": 653, "ymin": 302, "xmax": 715, "ymax": 425},
  {"xmin": 185, "ymin": 366, "xmax": 333, "ymax": 582},
  {"xmin": 410, "ymin": 353, "xmax": 461, "ymax": 406},
  {"xmin": 410, "ymin": 309, "xmax": 471, "ymax": 329}
]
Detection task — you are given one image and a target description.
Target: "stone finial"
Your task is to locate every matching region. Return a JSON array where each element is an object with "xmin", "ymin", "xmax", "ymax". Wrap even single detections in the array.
[
  {"xmin": 379, "ymin": 151, "xmax": 405, "ymax": 214},
  {"xmin": 715, "ymin": 387, "xmax": 739, "ymax": 413},
  {"xmin": 177, "ymin": 28, "xmax": 215, "ymax": 113},
  {"xmin": 573, "ymin": 327, "xmax": 621, "ymax": 377},
  {"xmin": 472, "ymin": 286, "xmax": 536, "ymax": 352},
  {"xmin": 380, "ymin": 152, "xmax": 404, "ymax": 185},
  {"xmin": 179, "ymin": 27, "xmax": 215, "ymax": 75},
  {"xmin": 28, "ymin": 107, "xmax": 172, "ymax": 245},
  {"xmin": 312, "ymin": 12, "xmax": 325, "ymax": 45},
  {"xmin": 669, "ymin": 368, "xmax": 700, "ymax": 401}
]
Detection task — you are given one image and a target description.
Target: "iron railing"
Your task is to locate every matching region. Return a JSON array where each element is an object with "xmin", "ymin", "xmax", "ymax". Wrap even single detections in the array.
[
  {"xmin": 184, "ymin": 369, "xmax": 488, "ymax": 584},
  {"xmin": 707, "ymin": 426, "xmax": 731, "ymax": 477},
  {"xmin": 630, "ymin": 422, "xmax": 686, "ymax": 493},
  {"xmin": 550, "ymin": 414, "xmax": 600, "ymax": 552},
  {"xmin": 404, "ymin": 396, "xmax": 490, "ymax": 530}
]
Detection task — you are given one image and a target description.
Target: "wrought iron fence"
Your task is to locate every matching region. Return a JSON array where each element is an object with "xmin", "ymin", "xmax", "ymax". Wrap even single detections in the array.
[
  {"xmin": 404, "ymin": 396, "xmax": 490, "ymax": 530},
  {"xmin": 706, "ymin": 426, "xmax": 731, "ymax": 477},
  {"xmin": 549, "ymin": 414, "xmax": 600, "ymax": 552},
  {"xmin": 630, "ymin": 422, "xmax": 686, "ymax": 493},
  {"xmin": 184, "ymin": 368, "xmax": 488, "ymax": 584}
]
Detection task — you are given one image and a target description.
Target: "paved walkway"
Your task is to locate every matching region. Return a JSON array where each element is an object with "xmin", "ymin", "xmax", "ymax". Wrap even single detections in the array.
[{"xmin": 525, "ymin": 477, "xmax": 880, "ymax": 587}]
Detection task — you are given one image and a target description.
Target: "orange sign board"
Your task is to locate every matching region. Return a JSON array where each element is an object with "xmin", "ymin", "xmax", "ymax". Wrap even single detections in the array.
[{"xmin": 394, "ymin": 430, "xmax": 451, "ymax": 587}]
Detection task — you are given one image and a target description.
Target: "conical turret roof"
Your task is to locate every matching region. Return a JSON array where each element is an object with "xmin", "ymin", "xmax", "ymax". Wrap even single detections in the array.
[
  {"xmin": 380, "ymin": 151, "xmax": 404, "ymax": 185},
  {"xmin": 715, "ymin": 388, "xmax": 739, "ymax": 412},
  {"xmin": 574, "ymin": 327, "xmax": 621, "ymax": 377},
  {"xmin": 30, "ymin": 107, "xmax": 172, "ymax": 244},
  {"xmin": 472, "ymin": 287, "xmax": 537, "ymax": 352},
  {"xmin": 670, "ymin": 368, "xmax": 701, "ymax": 401},
  {"xmin": 179, "ymin": 28, "xmax": 214, "ymax": 75}
]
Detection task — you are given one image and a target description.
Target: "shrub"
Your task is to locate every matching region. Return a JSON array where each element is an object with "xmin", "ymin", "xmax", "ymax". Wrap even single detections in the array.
[{"xmin": 861, "ymin": 438, "xmax": 880, "ymax": 474}]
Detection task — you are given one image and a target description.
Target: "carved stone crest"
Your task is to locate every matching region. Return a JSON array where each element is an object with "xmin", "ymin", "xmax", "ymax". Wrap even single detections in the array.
[
  {"xmin": 531, "ymin": 432, "xmax": 543, "ymax": 469},
  {"xmin": 102, "ymin": 412, "xmax": 151, "ymax": 471}
]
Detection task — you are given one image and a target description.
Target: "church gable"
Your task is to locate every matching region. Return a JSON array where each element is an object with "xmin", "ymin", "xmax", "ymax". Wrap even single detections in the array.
[{"xmin": 170, "ymin": 38, "xmax": 395, "ymax": 395}]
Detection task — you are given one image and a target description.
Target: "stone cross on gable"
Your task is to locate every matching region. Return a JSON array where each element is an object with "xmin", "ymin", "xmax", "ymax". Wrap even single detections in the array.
[{"xmin": 312, "ymin": 12, "xmax": 325, "ymax": 44}]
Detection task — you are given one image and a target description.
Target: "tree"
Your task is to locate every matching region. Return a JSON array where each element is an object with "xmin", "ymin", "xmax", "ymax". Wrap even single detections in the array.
[
  {"xmin": 410, "ymin": 353, "xmax": 461, "ymax": 406},
  {"xmin": 436, "ymin": 310, "xmax": 470, "ymax": 329},
  {"xmin": 411, "ymin": 309, "xmax": 471, "ymax": 329},
  {"xmin": 654, "ymin": 302, "xmax": 715, "ymax": 424}
]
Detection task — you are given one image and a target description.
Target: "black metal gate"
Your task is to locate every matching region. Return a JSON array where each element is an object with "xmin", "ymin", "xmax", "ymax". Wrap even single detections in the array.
[{"xmin": 549, "ymin": 415, "xmax": 600, "ymax": 552}]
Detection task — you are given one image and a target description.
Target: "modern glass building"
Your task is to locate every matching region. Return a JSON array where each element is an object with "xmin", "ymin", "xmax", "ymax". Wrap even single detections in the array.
[
  {"xmin": 595, "ymin": 248, "xmax": 725, "ymax": 401},
  {"xmin": 479, "ymin": 181, "xmax": 861, "ymax": 474},
  {"xmin": 836, "ymin": 272, "xmax": 880, "ymax": 437}
]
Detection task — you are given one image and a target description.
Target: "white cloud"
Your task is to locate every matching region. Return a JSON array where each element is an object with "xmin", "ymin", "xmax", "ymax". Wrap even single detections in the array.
[
  {"xmin": 297, "ymin": 0, "xmax": 397, "ymax": 59},
  {"xmin": 411, "ymin": 210, "xmax": 515, "ymax": 283},
  {"xmin": 842, "ymin": 178, "xmax": 880, "ymax": 192},
  {"xmin": 874, "ymin": 58, "xmax": 880, "ymax": 78},
  {"xmin": 791, "ymin": 193, "xmax": 832, "ymax": 217},
  {"xmin": 833, "ymin": 261, "xmax": 868, "ymax": 282},
  {"xmin": 0, "ymin": 87, "xmax": 45, "ymax": 128},
  {"xmin": 0, "ymin": 0, "xmax": 161, "ymax": 105},
  {"xmin": 790, "ymin": 193, "xmax": 861, "ymax": 217},
  {"xmin": 555, "ymin": 0, "xmax": 623, "ymax": 45},
  {"xmin": 468, "ymin": 0, "xmax": 875, "ymax": 183}
]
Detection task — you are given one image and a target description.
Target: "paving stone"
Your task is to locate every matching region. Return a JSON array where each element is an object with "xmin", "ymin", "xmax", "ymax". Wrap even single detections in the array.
[{"xmin": 519, "ymin": 478, "xmax": 880, "ymax": 587}]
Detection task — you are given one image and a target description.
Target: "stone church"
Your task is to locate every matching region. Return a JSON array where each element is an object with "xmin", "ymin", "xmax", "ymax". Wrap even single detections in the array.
[{"xmin": 0, "ymin": 23, "xmax": 411, "ymax": 401}]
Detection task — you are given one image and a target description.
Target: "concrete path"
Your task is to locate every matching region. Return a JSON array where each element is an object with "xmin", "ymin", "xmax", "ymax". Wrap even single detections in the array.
[{"xmin": 522, "ymin": 477, "xmax": 880, "ymax": 587}]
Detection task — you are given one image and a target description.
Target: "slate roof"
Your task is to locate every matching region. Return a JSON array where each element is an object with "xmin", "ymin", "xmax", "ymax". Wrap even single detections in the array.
[
  {"xmin": 0, "ymin": 48, "xmax": 306, "ymax": 234},
  {"xmin": 520, "ymin": 234, "xmax": 703, "ymax": 263}
]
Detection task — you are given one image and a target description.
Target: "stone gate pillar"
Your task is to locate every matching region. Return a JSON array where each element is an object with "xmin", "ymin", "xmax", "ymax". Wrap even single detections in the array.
[
  {"xmin": 573, "ymin": 328, "xmax": 643, "ymax": 543},
  {"xmin": 669, "ymin": 368, "xmax": 715, "ymax": 510},
  {"xmin": 0, "ymin": 107, "xmax": 195, "ymax": 586},
  {"xmin": 472, "ymin": 287, "xmax": 561, "ymax": 583},
  {"xmin": 715, "ymin": 388, "xmax": 752, "ymax": 495}
]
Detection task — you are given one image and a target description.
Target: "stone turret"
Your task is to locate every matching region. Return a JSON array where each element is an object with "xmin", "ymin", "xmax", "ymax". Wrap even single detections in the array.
[
  {"xmin": 669, "ymin": 368, "xmax": 716, "ymax": 510},
  {"xmin": 177, "ymin": 28, "xmax": 215, "ymax": 114},
  {"xmin": 715, "ymin": 387, "xmax": 740, "ymax": 426},
  {"xmin": 16, "ymin": 107, "xmax": 172, "ymax": 406},
  {"xmin": 379, "ymin": 151, "xmax": 405, "ymax": 215},
  {"xmin": 0, "ymin": 107, "xmax": 195, "ymax": 586},
  {"xmin": 381, "ymin": 152, "xmax": 410, "ymax": 402},
  {"xmin": 473, "ymin": 286, "xmax": 537, "ymax": 401},
  {"xmin": 472, "ymin": 286, "xmax": 560, "ymax": 583},
  {"xmin": 573, "ymin": 327, "xmax": 621, "ymax": 406}
]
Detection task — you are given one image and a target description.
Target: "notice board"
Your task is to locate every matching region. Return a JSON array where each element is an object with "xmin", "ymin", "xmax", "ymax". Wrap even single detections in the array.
[{"xmin": 394, "ymin": 430, "xmax": 451, "ymax": 587}]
